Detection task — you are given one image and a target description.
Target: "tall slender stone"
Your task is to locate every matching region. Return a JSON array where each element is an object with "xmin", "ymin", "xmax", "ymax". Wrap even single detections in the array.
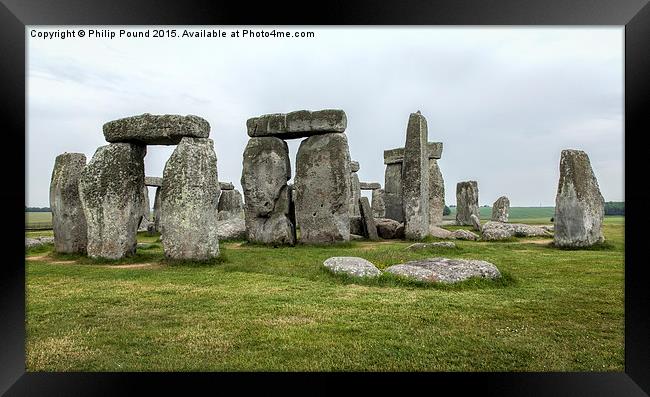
[
  {"xmin": 384, "ymin": 162, "xmax": 403, "ymax": 222},
  {"xmin": 491, "ymin": 196, "xmax": 510, "ymax": 222},
  {"xmin": 372, "ymin": 188, "xmax": 386, "ymax": 218},
  {"xmin": 349, "ymin": 171, "xmax": 361, "ymax": 216},
  {"xmin": 79, "ymin": 143, "xmax": 146, "ymax": 259},
  {"xmin": 160, "ymin": 137, "xmax": 220, "ymax": 259},
  {"xmin": 456, "ymin": 181, "xmax": 479, "ymax": 226},
  {"xmin": 554, "ymin": 149, "xmax": 605, "ymax": 247},
  {"xmin": 153, "ymin": 186, "xmax": 162, "ymax": 232},
  {"xmin": 428, "ymin": 159, "xmax": 445, "ymax": 229},
  {"xmin": 401, "ymin": 111, "xmax": 429, "ymax": 239},
  {"xmin": 241, "ymin": 137, "xmax": 295, "ymax": 245},
  {"xmin": 295, "ymin": 133, "xmax": 352, "ymax": 243},
  {"xmin": 50, "ymin": 153, "xmax": 88, "ymax": 253},
  {"xmin": 359, "ymin": 197, "xmax": 379, "ymax": 241}
]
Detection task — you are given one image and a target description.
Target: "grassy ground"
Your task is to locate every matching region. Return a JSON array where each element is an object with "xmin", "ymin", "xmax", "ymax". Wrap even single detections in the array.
[{"xmin": 25, "ymin": 217, "xmax": 624, "ymax": 371}]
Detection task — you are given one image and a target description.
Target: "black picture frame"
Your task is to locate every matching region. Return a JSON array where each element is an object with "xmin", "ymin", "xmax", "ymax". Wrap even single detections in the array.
[{"xmin": 2, "ymin": 0, "xmax": 648, "ymax": 394}]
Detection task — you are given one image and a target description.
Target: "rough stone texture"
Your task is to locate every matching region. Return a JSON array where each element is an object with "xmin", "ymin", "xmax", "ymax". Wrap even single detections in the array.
[
  {"xmin": 79, "ymin": 143, "xmax": 146, "ymax": 259},
  {"xmin": 216, "ymin": 217, "xmax": 247, "ymax": 240},
  {"xmin": 554, "ymin": 149, "xmax": 605, "ymax": 247},
  {"xmin": 360, "ymin": 182, "xmax": 381, "ymax": 190},
  {"xmin": 217, "ymin": 189, "xmax": 244, "ymax": 221},
  {"xmin": 371, "ymin": 188, "xmax": 386, "ymax": 218},
  {"xmin": 428, "ymin": 158, "xmax": 445, "ymax": 229},
  {"xmin": 350, "ymin": 161, "xmax": 360, "ymax": 172},
  {"xmin": 349, "ymin": 172, "xmax": 361, "ymax": 217},
  {"xmin": 219, "ymin": 182, "xmax": 234, "ymax": 190},
  {"xmin": 144, "ymin": 176, "xmax": 163, "ymax": 187},
  {"xmin": 402, "ymin": 111, "xmax": 430, "ymax": 239},
  {"xmin": 350, "ymin": 234, "xmax": 364, "ymax": 241},
  {"xmin": 103, "ymin": 113, "xmax": 210, "ymax": 145},
  {"xmin": 359, "ymin": 197, "xmax": 379, "ymax": 240},
  {"xmin": 456, "ymin": 181, "xmax": 479, "ymax": 226},
  {"xmin": 26, "ymin": 237, "xmax": 55, "ymax": 250},
  {"xmin": 323, "ymin": 257, "xmax": 382, "ymax": 278},
  {"xmin": 374, "ymin": 218, "xmax": 402, "ymax": 239},
  {"xmin": 295, "ymin": 133, "xmax": 351, "ymax": 243},
  {"xmin": 406, "ymin": 242, "xmax": 456, "ymax": 250},
  {"xmin": 153, "ymin": 187, "xmax": 162, "ymax": 232},
  {"xmin": 160, "ymin": 137, "xmax": 220, "ymax": 260},
  {"xmin": 491, "ymin": 196, "xmax": 510, "ymax": 222},
  {"xmin": 430, "ymin": 226, "xmax": 455, "ymax": 239},
  {"xmin": 440, "ymin": 220, "xmax": 458, "ymax": 226},
  {"xmin": 350, "ymin": 216, "xmax": 364, "ymax": 236},
  {"xmin": 384, "ymin": 163, "xmax": 403, "ymax": 222},
  {"xmin": 247, "ymin": 109, "xmax": 347, "ymax": 139},
  {"xmin": 453, "ymin": 229, "xmax": 479, "ymax": 240},
  {"xmin": 385, "ymin": 257, "xmax": 501, "ymax": 283},
  {"xmin": 50, "ymin": 152, "xmax": 88, "ymax": 254},
  {"xmin": 481, "ymin": 221, "xmax": 552, "ymax": 241},
  {"xmin": 470, "ymin": 214, "xmax": 482, "ymax": 232},
  {"xmin": 146, "ymin": 222, "xmax": 156, "ymax": 236},
  {"xmin": 241, "ymin": 137, "xmax": 295, "ymax": 245},
  {"xmin": 383, "ymin": 142, "xmax": 443, "ymax": 164},
  {"xmin": 141, "ymin": 185, "xmax": 151, "ymax": 221}
]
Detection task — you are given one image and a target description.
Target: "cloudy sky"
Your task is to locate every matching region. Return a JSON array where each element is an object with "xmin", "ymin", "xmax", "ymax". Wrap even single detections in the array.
[{"xmin": 26, "ymin": 26, "xmax": 623, "ymax": 208}]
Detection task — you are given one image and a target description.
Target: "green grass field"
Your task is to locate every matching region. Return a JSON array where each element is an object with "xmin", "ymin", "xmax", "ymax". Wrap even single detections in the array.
[{"xmin": 25, "ymin": 217, "xmax": 624, "ymax": 371}]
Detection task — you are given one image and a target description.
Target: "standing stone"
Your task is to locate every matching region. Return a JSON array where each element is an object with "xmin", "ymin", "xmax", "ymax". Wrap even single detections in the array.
[
  {"xmin": 141, "ymin": 184, "xmax": 151, "ymax": 221},
  {"xmin": 470, "ymin": 213, "xmax": 482, "ymax": 232},
  {"xmin": 217, "ymin": 189, "xmax": 245, "ymax": 220},
  {"xmin": 491, "ymin": 196, "xmax": 510, "ymax": 222},
  {"xmin": 241, "ymin": 137, "xmax": 295, "ymax": 245},
  {"xmin": 50, "ymin": 153, "xmax": 88, "ymax": 253},
  {"xmin": 372, "ymin": 188, "xmax": 386, "ymax": 218},
  {"xmin": 295, "ymin": 133, "xmax": 352, "ymax": 243},
  {"xmin": 428, "ymin": 159, "xmax": 445, "ymax": 229},
  {"xmin": 456, "ymin": 181, "xmax": 479, "ymax": 226},
  {"xmin": 160, "ymin": 137, "xmax": 220, "ymax": 260},
  {"xmin": 349, "ymin": 171, "xmax": 361, "ymax": 216},
  {"xmin": 78, "ymin": 143, "xmax": 146, "ymax": 259},
  {"xmin": 153, "ymin": 186, "xmax": 162, "ymax": 233},
  {"xmin": 384, "ymin": 162, "xmax": 403, "ymax": 222},
  {"xmin": 359, "ymin": 197, "xmax": 379, "ymax": 240},
  {"xmin": 401, "ymin": 111, "xmax": 430, "ymax": 239},
  {"xmin": 554, "ymin": 149, "xmax": 605, "ymax": 247}
]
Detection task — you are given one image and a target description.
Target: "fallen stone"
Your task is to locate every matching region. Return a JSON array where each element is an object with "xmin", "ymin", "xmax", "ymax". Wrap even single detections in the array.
[
  {"xmin": 247, "ymin": 109, "xmax": 347, "ymax": 139},
  {"xmin": 79, "ymin": 143, "xmax": 146, "ymax": 259},
  {"xmin": 217, "ymin": 189, "xmax": 244, "ymax": 221},
  {"xmin": 491, "ymin": 196, "xmax": 510, "ymax": 222},
  {"xmin": 359, "ymin": 197, "xmax": 379, "ymax": 241},
  {"xmin": 371, "ymin": 188, "xmax": 386, "ymax": 218},
  {"xmin": 406, "ymin": 242, "xmax": 456, "ymax": 250},
  {"xmin": 402, "ymin": 111, "xmax": 430, "ymax": 239},
  {"xmin": 481, "ymin": 221, "xmax": 551, "ymax": 241},
  {"xmin": 430, "ymin": 226, "xmax": 455, "ymax": 239},
  {"xmin": 385, "ymin": 257, "xmax": 501, "ymax": 283},
  {"xmin": 456, "ymin": 181, "xmax": 479, "ymax": 226},
  {"xmin": 374, "ymin": 217, "xmax": 402, "ymax": 239},
  {"xmin": 323, "ymin": 256, "xmax": 382, "ymax": 278},
  {"xmin": 360, "ymin": 182, "xmax": 381, "ymax": 190},
  {"xmin": 470, "ymin": 214, "xmax": 482, "ymax": 232},
  {"xmin": 50, "ymin": 152, "xmax": 87, "ymax": 254},
  {"xmin": 453, "ymin": 229, "xmax": 479, "ymax": 240},
  {"xmin": 440, "ymin": 220, "xmax": 458, "ymax": 226},
  {"xmin": 160, "ymin": 137, "xmax": 220, "ymax": 260},
  {"xmin": 428, "ymin": 158, "xmax": 445, "ymax": 228},
  {"xmin": 216, "ymin": 217, "xmax": 247, "ymax": 240},
  {"xmin": 554, "ymin": 149, "xmax": 605, "ymax": 247},
  {"xmin": 103, "ymin": 113, "xmax": 210, "ymax": 145},
  {"xmin": 144, "ymin": 176, "xmax": 163, "ymax": 187},
  {"xmin": 25, "ymin": 237, "xmax": 55, "ymax": 250}
]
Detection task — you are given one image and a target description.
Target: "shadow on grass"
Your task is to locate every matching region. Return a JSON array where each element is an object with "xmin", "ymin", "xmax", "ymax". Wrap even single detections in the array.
[{"xmin": 547, "ymin": 241, "xmax": 616, "ymax": 251}]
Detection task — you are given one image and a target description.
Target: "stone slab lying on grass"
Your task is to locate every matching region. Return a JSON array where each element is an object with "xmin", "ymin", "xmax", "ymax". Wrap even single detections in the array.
[
  {"xmin": 406, "ymin": 242, "xmax": 456, "ymax": 250},
  {"xmin": 430, "ymin": 225, "xmax": 455, "ymax": 239},
  {"xmin": 374, "ymin": 218, "xmax": 403, "ymax": 239},
  {"xmin": 25, "ymin": 237, "xmax": 55, "ymax": 250},
  {"xmin": 481, "ymin": 221, "xmax": 552, "ymax": 241},
  {"xmin": 323, "ymin": 257, "xmax": 382, "ymax": 278},
  {"xmin": 453, "ymin": 229, "xmax": 479, "ymax": 240},
  {"xmin": 103, "ymin": 113, "xmax": 210, "ymax": 145},
  {"xmin": 385, "ymin": 257, "xmax": 500, "ymax": 283},
  {"xmin": 216, "ymin": 217, "xmax": 247, "ymax": 240}
]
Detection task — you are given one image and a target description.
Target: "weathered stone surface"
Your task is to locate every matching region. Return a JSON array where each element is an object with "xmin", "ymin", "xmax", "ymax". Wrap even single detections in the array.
[
  {"xmin": 79, "ymin": 143, "xmax": 146, "ymax": 259},
  {"xmin": 350, "ymin": 216, "xmax": 364, "ymax": 236},
  {"xmin": 402, "ymin": 111, "xmax": 429, "ymax": 239},
  {"xmin": 160, "ymin": 137, "xmax": 220, "ymax": 260},
  {"xmin": 350, "ymin": 234, "xmax": 364, "ymax": 240},
  {"xmin": 371, "ymin": 188, "xmax": 386, "ymax": 218},
  {"xmin": 359, "ymin": 197, "xmax": 379, "ymax": 240},
  {"xmin": 323, "ymin": 257, "xmax": 382, "ymax": 278},
  {"xmin": 481, "ymin": 221, "xmax": 552, "ymax": 241},
  {"xmin": 554, "ymin": 149, "xmax": 605, "ymax": 247},
  {"xmin": 385, "ymin": 257, "xmax": 501, "ymax": 283},
  {"xmin": 430, "ymin": 225, "xmax": 455, "ymax": 239},
  {"xmin": 350, "ymin": 160, "xmax": 360, "ymax": 172},
  {"xmin": 216, "ymin": 217, "xmax": 247, "ymax": 240},
  {"xmin": 456, "ymin": 181, "xmax": 479, "ymax": 226},
  {"xmin": 50, "ymin": 153, "xmax": 88, "ymax": 254},
  {"xmin": 349, "ymin": 172, "xmax": 361, "ymax": 217},
  {"xmin": 440, "ymin": 220, "xmax": 458, "ymax": 226},
  {"xmin": 406, "ymin": 242, "xmax": 456, "ymax": 250},
  {"xmin": 470, "ymin": 214, "xmax": 482, "ymax": 232},
  {"xmin": 103, "ymin": 113, "xmax": 210, "ymax": 145},
  {"xmin": 25, "ymin": 236, "xmax": 55, "ymax": 250},
  {"xmin": 146, "ymin": 222, "xmax": 156, "ymax": 236},
  {"xmin": 219, "ymin": 182, "xmax": 234, "ymax": 190},
  {"xmin": 428, "ymin": 158, "xmax": 445, "ymax": 229},
  {"xmin": 360, "ymin": 182, "xmax": 381, "ymax": 190},
  {"xmin": 384, "ymin": 163, "xmax": 403, "ymax": 222},
  {"xmin": 153, "ymin": 186, "xmax": 162, "ymax": 232},
  {"xmin": 384, "ymin": 142, "xmax": 443, "ymax": 164},
  {"xmin": 295, "ymin": 133, "xmax": 351, "ymax": 243},
  {"xmin": 374, "ymin": 218, "xmax": 402, "ymax": 239},
  {"xmin": 453, "ymin": 229, "xmax": 479, "ymax": 240},
  {"xmin": 247, "ymin": 109, "xmax": 347, "ymax": 138},
  {"xmin": 144, "ymin": 176, "xmax": 163, "ymax": 187},
  {"xmin": 241, "ymin": 137, "xmax": 295, "ymax": 245},
  {"xmin": 217, "ymin": 189, "xmax": 244, "ymax": 220},
  {"xmin": 491, "ymin": 196, "xmax": 510, "ymax": 222},
  {"xmin": 141, "ymin": 185, "xmax": 151, "ymax": 221}
]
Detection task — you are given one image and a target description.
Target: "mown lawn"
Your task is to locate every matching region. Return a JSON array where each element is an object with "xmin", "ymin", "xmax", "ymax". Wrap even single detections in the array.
[{"xmin": 25, "ymin": 217, "xmax": 624, "ymax": 371}]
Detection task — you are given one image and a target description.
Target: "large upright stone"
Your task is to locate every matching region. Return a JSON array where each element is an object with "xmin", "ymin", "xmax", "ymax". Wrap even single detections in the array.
[
  {"xmin": 359, "ymin": 196, "xmax": 379, "ymax": 241},
  {"xmin": 372, "ymin": 188, "xmax": 386, "ymax": 218},
  {"xmin": 295, "ymin": 133, "xmax": 352, "ymax": 243},
  {"xmin": 241, "ymin": 137, "xmax": 295, "ymax": 245},
  {"xmin": 349, "ymin": 172, "xmax": 361, "ymax": 216},
  {"xmin": 160, "ymin": 137, "xmax": 220, "ymax": 259},
  {"xmin": 401, "ymin": 111, "xmax": 430, "ymax": 239},
  {"xmin": 50, "ymin": 153, "xmax": 88, "ymax": 253},
  {"xmin": 491, "ymin": 196, "xmax": 510, "ymax": 222},
  {"xmin": 247, "ymin": 109, "xmax": 347, "ymax": 139},
  {"xmin": 217, "ymin": 189, "xmax": 244, "ymax": 220},
  {"xmin": 384, "ymin": 163, "xmax": 403, "ymax": 222},
  {"xmin": 554, "ymin": 149, "xmax": 605, "ymax": 247},
  {"xmin": 103, "ymin": 113, "xmax": 210, "ymax": 145},
  {"xmin": 153, "ymin": 186, "xmax": 162, "ymax": 233},
  {"xmin": 456, "ymin": 181, "xmax": 479, "ymax": 226},
  {"xmin": 428, "ymin": 159, "xmax": 445, "ymax": 229},
  {"xmin": 78, "ymin": 143, "xmax": 146, "ymax": 259}
]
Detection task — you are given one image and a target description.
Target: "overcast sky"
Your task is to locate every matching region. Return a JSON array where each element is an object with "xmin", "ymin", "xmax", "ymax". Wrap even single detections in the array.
[{"xmin": 26, "ymin": 26, "xmax": 623, "ymax": 208}]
